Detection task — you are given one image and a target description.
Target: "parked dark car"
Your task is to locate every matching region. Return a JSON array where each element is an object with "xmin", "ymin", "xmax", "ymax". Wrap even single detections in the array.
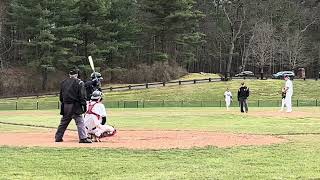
[
  {"xmin": 272, "ymin": 71, "xmax": 295, "ymax": 79},
  {"xmin": 235, "ymin": 71, "xmax": 255, "ymax": 77}
]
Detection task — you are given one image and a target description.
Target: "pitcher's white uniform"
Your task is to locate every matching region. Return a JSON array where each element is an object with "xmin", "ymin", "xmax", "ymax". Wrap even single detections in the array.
[
  {"xmin": 84, "ymin": 101, "xmax": 115, "ymax": 137},
  {"xmin": 285, "ymin": 79, "xmax": 293, "ymax": 112},
  {"xmin": 280, "ymin": 88, "xmax": 286, "ymax": 112},
  {"xmin": 224, "ymin": 90, "xmax": 232, "ymax": 110}
]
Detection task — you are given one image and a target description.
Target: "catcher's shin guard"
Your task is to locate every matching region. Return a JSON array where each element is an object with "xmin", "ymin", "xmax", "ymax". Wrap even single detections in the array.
[
  {"xmin": 89, "ymin": 133, "xmax": 101, "ymax": 142},
  {"xmin": 99, "ymin": 129, "xmax": 117, "ymax": 138},
  {"xmin": 92, "ymin": 134, "xmax": 101, "ymax": 142}
]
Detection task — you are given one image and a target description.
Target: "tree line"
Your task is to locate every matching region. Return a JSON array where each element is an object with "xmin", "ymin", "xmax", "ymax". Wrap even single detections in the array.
[{"xmin": 0, "ymin": 0, "xmax": 320, "ymax": 85}]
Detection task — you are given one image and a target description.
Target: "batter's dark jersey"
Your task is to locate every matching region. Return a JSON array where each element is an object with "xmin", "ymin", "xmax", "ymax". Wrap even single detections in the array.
[{"xmin": 84, "ymin": 80, "xmax": 102, "ymax": 101}]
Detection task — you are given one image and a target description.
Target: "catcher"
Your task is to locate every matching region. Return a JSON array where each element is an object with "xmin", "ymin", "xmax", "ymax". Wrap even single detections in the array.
[{"xmin": 84, "ymin": 90, "xmax": 117, "ymax": 142}]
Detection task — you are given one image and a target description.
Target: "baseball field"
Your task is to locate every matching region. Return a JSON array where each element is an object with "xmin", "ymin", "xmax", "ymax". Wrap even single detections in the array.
[{"xmin": 1, "ymin": 79, "xmax": 320, "ymax": 179}]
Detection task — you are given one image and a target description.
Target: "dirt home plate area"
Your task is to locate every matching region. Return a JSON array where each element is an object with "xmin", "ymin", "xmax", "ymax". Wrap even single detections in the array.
[
  {"xmin": 0, "ymin": 130, "xmax": 287, "ymax": 149},
  {"xmin": 0, "ymin": 110, "xmax": 310, "ymax": 149}
]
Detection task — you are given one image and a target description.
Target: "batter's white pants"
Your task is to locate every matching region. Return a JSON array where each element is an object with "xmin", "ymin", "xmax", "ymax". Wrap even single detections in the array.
[{"xmin": 284, "ymin": 94, "xmax": 292, "ymax": 112}]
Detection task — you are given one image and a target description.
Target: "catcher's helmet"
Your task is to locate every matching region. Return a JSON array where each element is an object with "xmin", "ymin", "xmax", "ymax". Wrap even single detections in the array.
[
  {"xmin": 91, "ymin": 72, "xmax": 103, "ymax": 80},
  {"xmin": 91, "ymin": 90, "xmax": 103, "ymax": 100}
]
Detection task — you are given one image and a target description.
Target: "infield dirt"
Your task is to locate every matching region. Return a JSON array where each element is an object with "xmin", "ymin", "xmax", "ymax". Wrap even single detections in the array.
[{"xmin": 0, "ymin": 130, "xmax": 287, "ymax": 149}]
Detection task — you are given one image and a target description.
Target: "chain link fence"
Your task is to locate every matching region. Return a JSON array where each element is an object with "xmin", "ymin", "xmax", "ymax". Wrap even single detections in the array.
[{"xmin": 0, "ymin": 99, "xmax": 318, "ymax": 110}]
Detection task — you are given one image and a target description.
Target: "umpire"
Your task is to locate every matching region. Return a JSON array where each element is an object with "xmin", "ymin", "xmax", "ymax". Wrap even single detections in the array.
[
  {"xmin": 237, "ymin": 82, "xmax": 250, "ymax": 113},
  {"xmin": 55, "ymin": 69, "xmax": 92, "ymax": 143}
]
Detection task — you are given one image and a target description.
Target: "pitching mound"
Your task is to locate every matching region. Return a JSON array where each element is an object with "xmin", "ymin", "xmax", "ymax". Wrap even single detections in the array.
[{"xmin": 0, "ymin": 130, "xmax": 286, "ymax": 149}]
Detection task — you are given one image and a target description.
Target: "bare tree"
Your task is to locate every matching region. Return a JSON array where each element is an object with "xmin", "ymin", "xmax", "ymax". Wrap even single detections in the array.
[
  {"xmin": 212, "ymin": 0, "xmax": 246, "ymax": 78},
  {"xmin": 240, "ymin": 30, "xmax": 255, "ymax": 72},
  {"xmin": 280, "ymin": 19, "xmax": 318, "ymax": 71},
  {"xmin": 278, "ymin": 0, "xmax": 320, "ymax": 71},
  {"xmin": 248, "ymin": 23, "xmax": 276, "ymax": 79},
  {"xmin": 0, "ymin": 28, "xmax": 13, "ymax": 70},
  {"xmin": 0, "ymin": 0, "xmax": 15, "ymax": 70},
  {"xmin": 0, "ymin": 0, "xmax": 7, "ymax": 69}
]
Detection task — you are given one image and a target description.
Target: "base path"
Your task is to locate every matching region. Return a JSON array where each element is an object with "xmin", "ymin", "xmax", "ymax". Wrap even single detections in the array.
[{"xmin": 0, "ymin": 130, "xmax": 287, "ymax": 149}]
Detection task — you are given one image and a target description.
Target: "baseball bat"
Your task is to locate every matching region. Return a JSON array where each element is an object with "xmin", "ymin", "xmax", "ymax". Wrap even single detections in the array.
[{"xmin": 88, "ymin": 56, "xmax": 95, "ymax": 73}]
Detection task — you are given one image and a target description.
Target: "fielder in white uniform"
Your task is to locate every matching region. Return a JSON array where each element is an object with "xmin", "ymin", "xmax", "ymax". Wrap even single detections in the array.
[
  {"xmin": 84, "ymin": 90, "xmax": 116, "ymax": 142},
  {"xmin": 224, "ymin": 88, "xmax": 232, "ymax": 110},
  {"xmin": 284, "ymin": 75, "xmax": 293, "ymax": 112}
]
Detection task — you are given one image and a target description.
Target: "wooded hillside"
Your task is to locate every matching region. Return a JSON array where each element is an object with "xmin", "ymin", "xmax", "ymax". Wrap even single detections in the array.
[{"xmin": 0, "ymin": 0, "xmax": 319, "ymax": 91}]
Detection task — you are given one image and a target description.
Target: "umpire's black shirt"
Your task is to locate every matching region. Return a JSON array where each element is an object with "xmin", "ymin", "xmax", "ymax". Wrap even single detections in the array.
[
  {"xmin": 238, "ymin": 86, "xmax": 250, "ymax": 99},
  {"xmin": 59, "ymin": 77, "xmax": 86, "ymax": 105}
]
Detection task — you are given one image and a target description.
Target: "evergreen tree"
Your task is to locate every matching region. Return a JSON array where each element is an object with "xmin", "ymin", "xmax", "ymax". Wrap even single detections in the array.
[
  {"xmin": 139, "ymin": 0, "xmax": 204, "ymax": 65},
  {"xmin": 8, "ymin": 0, "xmax": 55, "ymax": 67},
  {"xmin": 106, "ymin": 0, "xmax": 140, "ymax": 69},
  {"xmin": 51, "ymin": 0, "xmax": 82, "ymax": 70}
]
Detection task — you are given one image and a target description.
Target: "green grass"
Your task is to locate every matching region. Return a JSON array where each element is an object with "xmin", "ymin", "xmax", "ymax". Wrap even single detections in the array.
[
  {"xmin": 0, "ymin": 124, "xmax": 46, "ymax": 132},
  {"xmin": 1, "ymin": 107, "xmax": 320, "ymax": 179},
  {"xmin": 0, "ymin": 122, "xmax": 320, "ymax": 179},
  {"xmin": 178, "ymin": 72, "xmax": 221, "ymax": 80},
  {"xmin": 1, "ymin": 75, "xmax": 320, "ymax": 179},
  {"xmin": 104, "ymin": 79, "xmax": 320, "ymax": 101},
  {"xmin": 1, "ymin": 108, "xmax": 320, "ymax": 135},
  {"xmin": 1, "ymin": 140, "xmax": 320, "ymax": 179},
  {"xmin": 1, "ymin": 79, "xmax": 319, "ymax": 105}
]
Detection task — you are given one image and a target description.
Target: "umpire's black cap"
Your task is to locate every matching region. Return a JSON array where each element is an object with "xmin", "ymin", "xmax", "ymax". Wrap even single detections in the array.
[{"xmin": 69, "ymin": 68, "xmax": 79, "ymax": 75}]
